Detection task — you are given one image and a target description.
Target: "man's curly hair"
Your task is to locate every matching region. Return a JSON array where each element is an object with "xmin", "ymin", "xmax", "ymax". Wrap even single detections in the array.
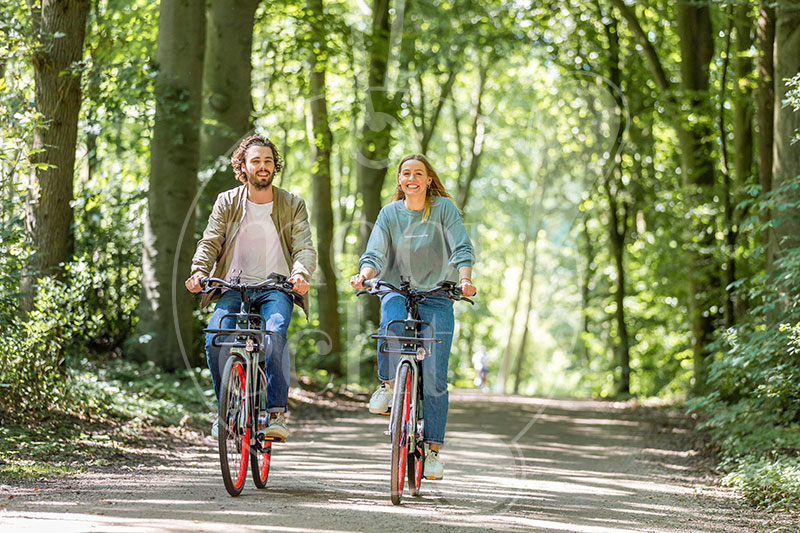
[{"xmin": 230, "ymin": 134, "xmax": 283, "ymax": 183}]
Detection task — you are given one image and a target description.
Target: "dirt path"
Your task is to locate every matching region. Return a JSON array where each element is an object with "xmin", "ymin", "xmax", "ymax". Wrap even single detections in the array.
[{"xmin": 1, "ymin": 391, "xmax": 795, "ymax": 532}]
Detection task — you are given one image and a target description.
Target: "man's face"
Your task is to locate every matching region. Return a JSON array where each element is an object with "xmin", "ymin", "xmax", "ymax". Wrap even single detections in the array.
[{"xmin": 242, "ymin": 145, "xmax": 276, "ymax": 190}]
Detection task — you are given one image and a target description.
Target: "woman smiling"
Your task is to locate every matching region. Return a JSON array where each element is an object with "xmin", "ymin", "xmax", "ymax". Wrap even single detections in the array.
[{"xmin": 350, "ymin": 153, "xmax": 476, "ymax": 480}]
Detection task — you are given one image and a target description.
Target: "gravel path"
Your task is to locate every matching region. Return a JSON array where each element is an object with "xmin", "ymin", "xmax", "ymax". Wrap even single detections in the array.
[{"xmin": 1, "ymin": 391, "xmax": 795, "ymax": 532}]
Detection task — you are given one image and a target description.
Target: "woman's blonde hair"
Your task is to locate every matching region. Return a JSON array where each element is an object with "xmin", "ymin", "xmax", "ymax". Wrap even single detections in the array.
[{"xmin": 392, "ymin": 154, "xmax": 454, "ymax": 221}]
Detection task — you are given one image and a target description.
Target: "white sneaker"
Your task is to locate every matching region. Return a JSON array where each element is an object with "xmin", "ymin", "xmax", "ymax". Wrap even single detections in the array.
[
  {"xmin": 423, "ymin": 449, "xmax": 444, "ymax": 479},
  {"xmin": 368, "ymin": 383, "xmax": 392, "ymax": 414},
  {"xmin": 211, "ymin": 417, "xmax": 219, "ymax": 438},
  {"xmin": 264, "ymin": 413, "xmax": 289, "ymax": 440}
]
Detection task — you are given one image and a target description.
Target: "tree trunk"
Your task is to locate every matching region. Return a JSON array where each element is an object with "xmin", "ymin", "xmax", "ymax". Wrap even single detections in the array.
[
  {"xmin": 24, "ymin": 0, "xmax": 89, "ymax": 308},
  {"xmin": 512, "ymin": 226, "xmax": 541, "ymax": 396},
  {"xmin": 757, "ymin": 2, "xmax": 776, "ymax": 259},
  {"xmin": 600, "ymin": 6, "xmax": 630, "ymax": 396},
  {"xmin": 499, "ymin": 198, "xmax": 536, "ymax": 393},
  {"xmin": 456, "ymin": 62, "xmax": 488, "ymax": 213},
  {"xmin": 198, "ymin": 0, "xmax": 259, "ymax": 222},
  {"xmin": 307, "ymin": 0, "xmax": 342, "ymax": 376},
  {"xmin": 579, "ymin": 213, "xmax": 595, "ymax": 365},
  {"xmin": 675, "ymin": 2, "xmax": 717, "ymax": 395},
  {"xmin": 419, "ymin": 68, "xmax": 457, "ymax": 153},
  {"xmin": 720, "ymin": 12, "xmax": 736, "ymax": 330},
  {"xmin": 734, "ymin": 6, "xmax": 755, "ymax": 190},
  {"xmin": 770, "ymin": 1, "xmax": 800, "ymax": 264},
  {"xmin": 129, "ymin": 0, "xmax": 205, "ymax": 370}
]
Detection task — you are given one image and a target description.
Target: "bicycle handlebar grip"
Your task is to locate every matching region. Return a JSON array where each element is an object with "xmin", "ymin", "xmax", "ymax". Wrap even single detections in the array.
[{"xmin": 362, "ymin": 277, "xmax": 379, "ymax": 290}]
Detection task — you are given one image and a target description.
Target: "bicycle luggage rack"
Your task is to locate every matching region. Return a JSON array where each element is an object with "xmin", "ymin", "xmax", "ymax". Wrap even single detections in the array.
[
  {"xmin": 372, "ymin": 317, "xmax": 441, "ymax": 355},
  {"xmin": 371, "ymin": 334, "xmax": 441, "ymax": 355},
  {"xmin": 205, "ymin": 327, "xmax": 273, "ymax": 349}
]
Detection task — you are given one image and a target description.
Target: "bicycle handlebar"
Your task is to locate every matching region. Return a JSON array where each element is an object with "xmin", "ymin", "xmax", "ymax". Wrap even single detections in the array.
[
  {"xmin": 357, "ymin": 278, "xmax": 475, "ymax": 304},
  {"xmin": 201, "ymin": 274, "xmax": 296, "ymax": 296}
]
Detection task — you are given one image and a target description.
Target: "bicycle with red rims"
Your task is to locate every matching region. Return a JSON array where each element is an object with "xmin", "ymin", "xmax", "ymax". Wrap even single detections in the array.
[
  {"xmin": 357, "ymin": 278, "xmax": 474, "ymax": 505},
  {"xmin": 201, "ymin": 273, "xmax": 300, "ymax": 497}
]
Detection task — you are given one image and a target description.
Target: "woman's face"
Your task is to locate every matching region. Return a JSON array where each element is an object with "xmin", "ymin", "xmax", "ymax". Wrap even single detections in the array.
[{"xmin": 398, "ymin": 159, "xmax": 432, "ymax": 198}]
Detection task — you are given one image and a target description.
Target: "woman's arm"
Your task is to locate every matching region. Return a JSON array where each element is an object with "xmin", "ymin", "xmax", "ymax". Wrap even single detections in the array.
[
  {"xmin": 355, "ymin": 209, "xmax": 390, "ymax": 286},
  {"xmin": 457, "ymin": 265, "xmax": 476, "ymax": 297}
]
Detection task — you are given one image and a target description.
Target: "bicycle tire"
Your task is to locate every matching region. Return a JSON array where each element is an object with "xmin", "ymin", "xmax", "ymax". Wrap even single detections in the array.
[
  {"xmin": 219, "ymin": 356, "xmax": 249, "ymax": 497},
  {"xmin": 390, "ymin": 363, "xmax": 412, "ymax": 505},
  {"xmin": 407, "ymin": 417, "xmax": 424, "ymax": 496},
  {"xmin": 251, "ymin": 368, "xmax": 271, "ymax": 488}
]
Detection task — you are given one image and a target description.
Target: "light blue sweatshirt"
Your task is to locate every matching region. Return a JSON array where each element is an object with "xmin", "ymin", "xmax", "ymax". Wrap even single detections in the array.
[{"xmin": 358, "ymin": 196, "xmax": 475, "ymax": 290}]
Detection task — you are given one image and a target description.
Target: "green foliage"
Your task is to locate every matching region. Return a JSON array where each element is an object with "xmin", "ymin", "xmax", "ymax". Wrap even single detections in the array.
[
  {"xmin": 0, "ymin": 357, "xmax": 212, "ymax": 482},
  {"xmin": 723, "ymin": 455, "xmax": 800, "ymax": 511},
  {"xmin": 689, "ymin": 168, "xmax": 800, "ymax": 509}
]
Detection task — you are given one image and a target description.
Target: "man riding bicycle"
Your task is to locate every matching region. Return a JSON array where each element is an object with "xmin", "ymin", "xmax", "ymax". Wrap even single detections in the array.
[{"xmin": 185, "ymin": 134, "xmax": 316, "ymax": 441}]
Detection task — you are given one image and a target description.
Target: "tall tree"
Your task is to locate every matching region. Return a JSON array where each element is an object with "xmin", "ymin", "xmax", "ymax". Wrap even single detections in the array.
[
  {"xmin": 129, "ymin": 0, "xmax": 205, "ymax": 370},
  {"xmin": 756, "ymin": 2, "xmax": 775, "ymax": 257},
  {"xmin": 597, "ymin": 5, "xmax": 631, "ymax": 395},
  {"xmin": 611, "ymin": 0, "xmax": 719, "ymax": 394},
  {"xmin": 770, "ymin": 0, "xmax": 800, "ymax": 265},
  {"xmin": 24, "ymin": 0, "xmax": 89, "ymax": 307},
  {"xmin": 676, "ymin": 1, "xmax": 717, "ymax": 394},
  {"xmin": 306, "ymin": 0, "xmax": 342, "ymax": 375},
  {"xmin": 198, "ymin": 0, "xmax": 260, "ymax": 222}
]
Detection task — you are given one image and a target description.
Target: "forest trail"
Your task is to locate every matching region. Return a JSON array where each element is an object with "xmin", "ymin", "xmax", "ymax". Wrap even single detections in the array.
[{"xmin": 1, "ymin": 391, "xmax": 789, "ymax": 532}]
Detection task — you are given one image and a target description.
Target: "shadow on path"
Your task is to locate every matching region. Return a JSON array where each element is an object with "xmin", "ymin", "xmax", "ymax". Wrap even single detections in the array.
[{"xmin": 1, "ymin": 392, "xmax": 790, "ymax": 532}]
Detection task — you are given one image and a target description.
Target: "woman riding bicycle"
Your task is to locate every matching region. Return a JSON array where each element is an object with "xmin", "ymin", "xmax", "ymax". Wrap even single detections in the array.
[{"xmin": 350, "ymin": 153, "xmax": 476, "ymax": 480}]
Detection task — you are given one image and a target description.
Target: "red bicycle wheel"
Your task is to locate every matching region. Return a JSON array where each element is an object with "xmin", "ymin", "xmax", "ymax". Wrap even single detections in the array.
[
  {"xmin": 251, "ymin": 369, "xmax": 271, "ymax": 488},
  {"xmin": 219, "ymin": 356, "xmax": 249, "ymax": 496},
  {"xmin": 390, "ymin": 363, "xmax": 413, "ymax": 505},
  {"xmin": 408, "ymin": 434, "xmax": 423, "ymax": 496}
]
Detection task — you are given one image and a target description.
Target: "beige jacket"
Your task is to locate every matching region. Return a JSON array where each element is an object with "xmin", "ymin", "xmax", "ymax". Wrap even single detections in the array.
[{"xmin": 191, "ymin": 184, "xmax": 316, "ymax": 316}]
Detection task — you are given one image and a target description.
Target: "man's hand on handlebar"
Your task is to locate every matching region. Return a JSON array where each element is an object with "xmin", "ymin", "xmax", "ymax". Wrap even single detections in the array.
[
  {"xmin": 185, "ymin": 273, "xmax": 205, "ymax": 293},
  {"xmin": 288, "ymin": 275, "xmax": 309, "ymax": 295}
]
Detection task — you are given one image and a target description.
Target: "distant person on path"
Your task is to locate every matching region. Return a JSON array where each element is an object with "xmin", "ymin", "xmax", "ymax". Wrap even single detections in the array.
[
  {"xmin": 350, "ymin": 153, "xmax": 476, "ymax": 480},
  {"xmin": 185, "ymin": 134, "xmax": 316, "ymax": 441},
  {"xmin": 472, "ymin": 346, "xmax": 490, "ymax": 390}
]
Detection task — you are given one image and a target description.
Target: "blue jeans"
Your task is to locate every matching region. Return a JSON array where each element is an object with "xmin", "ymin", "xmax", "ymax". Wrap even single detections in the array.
[
  {"xmin": 205, "ymin": 289, "xmax": 293, "ymax": 413},
  {"xmin": 377, "ymin": 293, "xmax": 454, "ymax": 445}
]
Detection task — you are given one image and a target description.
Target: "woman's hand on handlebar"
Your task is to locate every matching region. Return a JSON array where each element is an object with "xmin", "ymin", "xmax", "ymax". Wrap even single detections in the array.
[
  {"xmin": 459, "ymin": 279, "xmax": 476, "ymax": 297},
  {"xmin": 288, "ymin": 275, "xmax": 309, "ymax": 295},
  {"xmin": 350, "ymin": 267, "xmax": 375, "ymax": 290},
  {"xmin": 185, "ymin": 273, "xmax": 205, "ymax": 293}
]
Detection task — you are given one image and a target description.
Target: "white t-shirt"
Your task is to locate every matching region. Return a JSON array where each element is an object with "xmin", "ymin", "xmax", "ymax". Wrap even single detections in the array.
[{"xmin": 226, "ymin": 200, "xmax": 290, "ymax": 283}]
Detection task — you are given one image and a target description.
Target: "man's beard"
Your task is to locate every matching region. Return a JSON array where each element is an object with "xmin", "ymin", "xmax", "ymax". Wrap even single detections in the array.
[{"xmin": 247, "ymin": 171, "xmax": 273, "ymax": 190}]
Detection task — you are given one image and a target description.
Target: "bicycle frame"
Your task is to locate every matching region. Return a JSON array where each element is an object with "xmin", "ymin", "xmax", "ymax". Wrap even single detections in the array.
[
  {"xmin": 357, "ymin": 278, "xmax": 473, "ymax": 504},
  {"xmin": 378, "ymin": 314, "xmax": 439, "ymax": 446},
  {"xmin": 205, "ymin": 284, "xmax": 287, "ymax": 446}
]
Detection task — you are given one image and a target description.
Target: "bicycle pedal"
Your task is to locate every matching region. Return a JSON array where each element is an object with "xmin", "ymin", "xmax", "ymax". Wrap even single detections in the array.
[
  {"xmin": 263, "ymin": 435, "xmax": 286, "ymax": 443},
  {"xmin": 378, "ymin": 411, "xmax": 390, "ymax": 416},
  {"xmin": 383, "ymin": 430, "xmax": 391, "ymax": 436},
  {"xmin": 424, "ymin": 476, "xmax": 440, "ymax": 480}
]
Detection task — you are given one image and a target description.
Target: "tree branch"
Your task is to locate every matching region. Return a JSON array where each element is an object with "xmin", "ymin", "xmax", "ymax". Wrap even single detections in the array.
[{"xmin": 608, "ymin": 0, "xmax": 672, "ymax": 96}]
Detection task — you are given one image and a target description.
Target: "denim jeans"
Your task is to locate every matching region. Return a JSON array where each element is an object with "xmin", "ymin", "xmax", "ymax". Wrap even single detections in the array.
[
  {"xmin": 205, "ymin": 289, "xmax": 293, "ymax": 413},
  {"xmin": 377, "ymin": 293, "xmax": 454, "ymax": 445}
]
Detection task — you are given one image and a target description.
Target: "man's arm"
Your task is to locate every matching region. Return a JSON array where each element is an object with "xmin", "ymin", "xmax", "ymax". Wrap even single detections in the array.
[
  {"xmin": 287, "ymin": 197, "xmax": 316, "ymax": 295},
  {"xmin": 186, "ymin": 194, "xmax": 227, "ymax": 292}
]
